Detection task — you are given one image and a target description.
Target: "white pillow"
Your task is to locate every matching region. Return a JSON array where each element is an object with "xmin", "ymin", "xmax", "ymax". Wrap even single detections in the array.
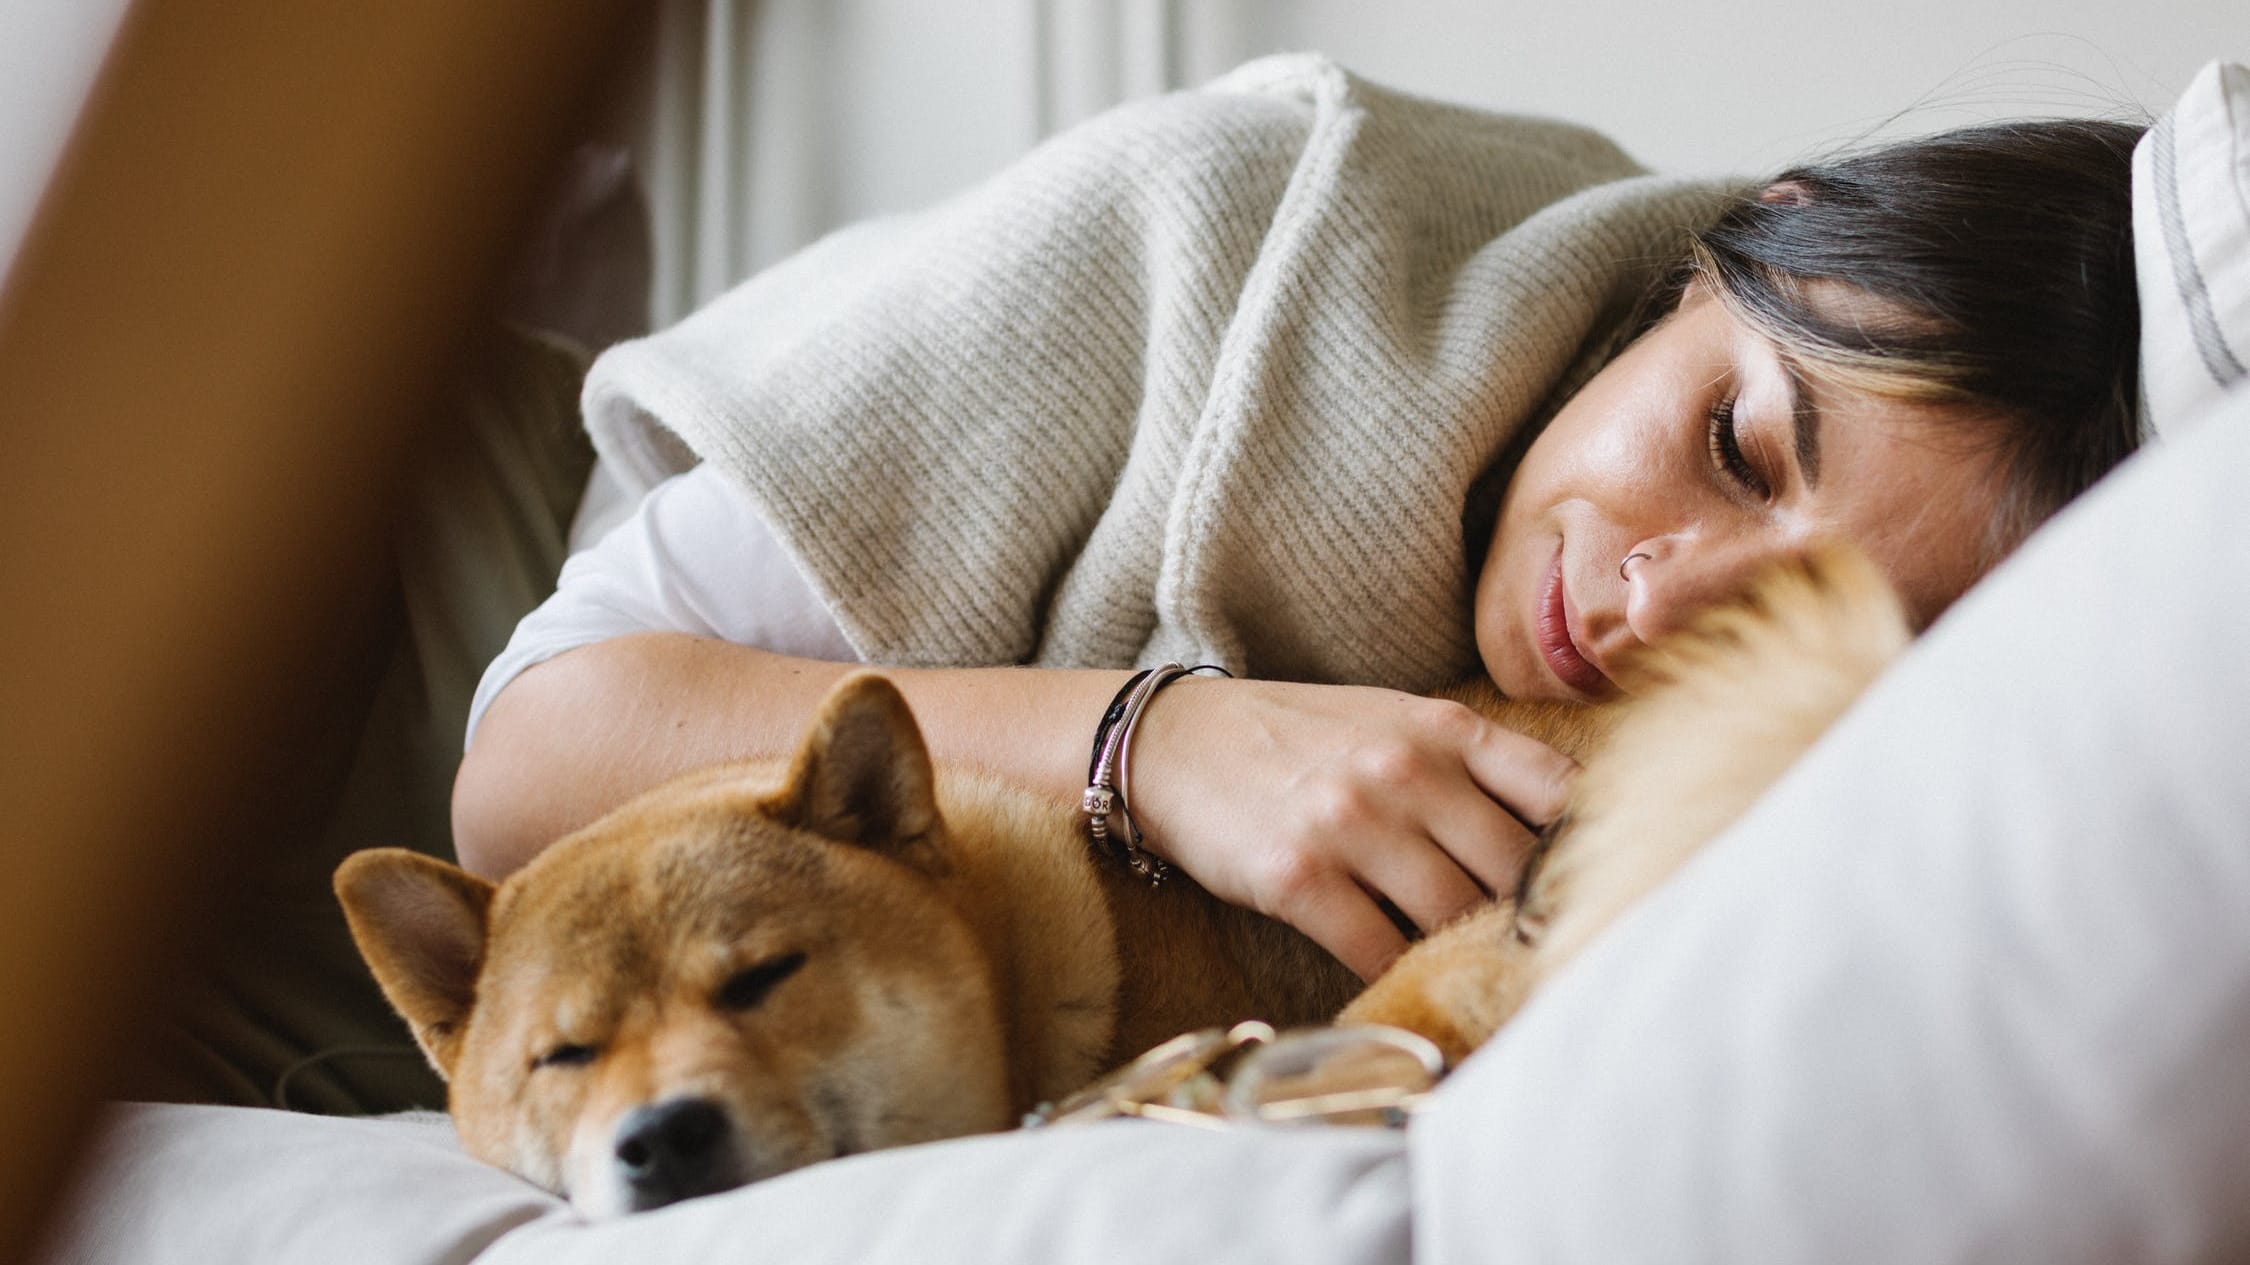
[
  {"xmin": 2135, "ymin": 60, "xmax": 2249, "ymax": 437},
  {"xmin": 1413, "ymin": 373, "xmax": 2250, "ymax": 1262}
]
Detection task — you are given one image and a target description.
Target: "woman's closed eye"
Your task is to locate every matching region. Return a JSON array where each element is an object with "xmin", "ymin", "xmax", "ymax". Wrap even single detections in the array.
[{"xmin": 1706, "ymin": 395, "xmax": 1772, "ymax": 500}]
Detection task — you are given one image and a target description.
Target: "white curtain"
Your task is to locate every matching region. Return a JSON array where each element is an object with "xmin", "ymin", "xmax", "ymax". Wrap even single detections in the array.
[{"xmin": 632, "ymin": 0, "xmax": 1268, "ymax": 328}]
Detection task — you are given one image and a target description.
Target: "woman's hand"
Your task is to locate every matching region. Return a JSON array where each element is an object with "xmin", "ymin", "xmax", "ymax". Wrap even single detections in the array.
[{"xmin": 1126, "ymin": 677, "xmax": 1577, "ymax": 982}]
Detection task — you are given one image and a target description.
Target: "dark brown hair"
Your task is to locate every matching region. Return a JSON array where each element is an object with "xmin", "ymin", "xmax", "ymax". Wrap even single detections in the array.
[{"xmin": 1685, "ymin": 118, "xmax": 2146, "ymax": 561}]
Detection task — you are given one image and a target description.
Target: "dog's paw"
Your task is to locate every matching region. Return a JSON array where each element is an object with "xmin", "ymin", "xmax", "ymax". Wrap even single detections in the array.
[{"xmin": 1337, "ymin": 902, "xmax": 1534, "ymax": 1066}]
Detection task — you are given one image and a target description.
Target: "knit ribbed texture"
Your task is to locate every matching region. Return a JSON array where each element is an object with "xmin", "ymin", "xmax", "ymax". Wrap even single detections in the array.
[{"xmin": 583, "ymin": 55, "xmax": 1736, "ymax": 691}]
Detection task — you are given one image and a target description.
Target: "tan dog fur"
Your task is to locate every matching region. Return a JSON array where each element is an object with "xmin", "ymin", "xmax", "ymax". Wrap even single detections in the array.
[
  {"xmin": 338, "ymin": 544, "xmax": 1906, "ymax": 1214},
  {"xmin": 1342, "ymin": 544, "xmax": 1910, "ymax": 1060}
]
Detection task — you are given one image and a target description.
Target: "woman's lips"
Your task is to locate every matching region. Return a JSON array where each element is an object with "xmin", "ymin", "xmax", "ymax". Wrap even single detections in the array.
[{"xmin": 1536, "ymin": 548, "xmax": 1616, "ymax": 698}]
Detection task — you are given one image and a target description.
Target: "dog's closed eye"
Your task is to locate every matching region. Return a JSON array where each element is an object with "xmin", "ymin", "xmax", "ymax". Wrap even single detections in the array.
[
  {"xmin": 533, "ymin": 1042, "xmax": 599, "ymax": 1071},
  {"xmin": 717, "ymin": 952, "xmax": 807, "ymax": 1012}
]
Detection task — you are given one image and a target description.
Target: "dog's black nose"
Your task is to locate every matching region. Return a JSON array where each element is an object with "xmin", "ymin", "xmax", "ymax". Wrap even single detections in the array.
[{"xmin": 613, "ymin": 1097, "xmax": 735, "ymax": 1210}]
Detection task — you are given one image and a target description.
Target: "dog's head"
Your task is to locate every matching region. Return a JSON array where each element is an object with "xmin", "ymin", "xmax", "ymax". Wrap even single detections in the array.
[{"xmin": 337, "ymin": 673, "xmax": 1012, "ymax": 1215}]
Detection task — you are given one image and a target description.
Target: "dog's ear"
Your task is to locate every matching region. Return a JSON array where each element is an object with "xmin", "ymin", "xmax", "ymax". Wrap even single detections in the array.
[
  {"xmin": 767, "ymin": 672, "xmax": 945, "ymax": 871},
  {"xmin": 334, "ymin": 849, "xmax": 495, "ymax": 1079}
]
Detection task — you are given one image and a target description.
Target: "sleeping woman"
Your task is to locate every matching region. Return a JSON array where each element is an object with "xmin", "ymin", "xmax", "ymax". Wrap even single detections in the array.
[{"xmin": 452, "ymin": 59, "xmax": 2143, "ymax": 984}]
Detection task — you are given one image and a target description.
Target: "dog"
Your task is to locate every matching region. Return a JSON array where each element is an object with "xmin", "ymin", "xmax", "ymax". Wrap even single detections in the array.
[
  {"xmin": 336, "ymin": 544, "xmax": 1907, "ymax": 1215},
  {"xmin": 336, "ymin": 681, "xmax": 1361, "ymax": 1214}
]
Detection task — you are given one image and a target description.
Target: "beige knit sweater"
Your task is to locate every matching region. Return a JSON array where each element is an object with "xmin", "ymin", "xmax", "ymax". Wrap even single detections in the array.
[{"xmin": 583, "ymin": 55, "xmax": 1735, "ymax": 692}]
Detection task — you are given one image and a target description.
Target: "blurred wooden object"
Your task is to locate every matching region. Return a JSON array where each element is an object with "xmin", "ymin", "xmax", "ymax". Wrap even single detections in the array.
[{"xmin": 0, "ymin": 2, "xmax": 642, "ymax": 1259}]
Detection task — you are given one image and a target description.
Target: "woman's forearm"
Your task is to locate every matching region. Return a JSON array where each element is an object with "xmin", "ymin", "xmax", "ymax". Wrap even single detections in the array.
[
  {"xmin": 450, "ymin": 632, "xmax": 1131, "ymax": 879},
  {"xmin": 453, "ymin": 629, "xmax": 1573, "ymax": 982}
]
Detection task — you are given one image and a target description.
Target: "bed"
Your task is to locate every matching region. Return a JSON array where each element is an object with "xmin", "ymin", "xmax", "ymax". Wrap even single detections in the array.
[{"xmin": 33, "ymin": 57, "xmax": 2250, "ymax": 1265}]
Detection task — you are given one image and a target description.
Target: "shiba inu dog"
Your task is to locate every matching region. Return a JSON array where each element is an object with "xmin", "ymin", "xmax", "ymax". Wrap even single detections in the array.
[
  {"xmin": 336, "ymin": 680, "xmax": 1360, "ymax": 1215},
  {"xmin": 337, "ymin": 544, "xmax": 1906, "ymax": 1215}
]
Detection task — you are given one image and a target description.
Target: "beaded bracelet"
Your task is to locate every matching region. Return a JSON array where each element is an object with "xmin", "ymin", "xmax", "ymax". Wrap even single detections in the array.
[{"xmin": 1081, "ymin": 662, "xmax": 1231, "ymax": 884}]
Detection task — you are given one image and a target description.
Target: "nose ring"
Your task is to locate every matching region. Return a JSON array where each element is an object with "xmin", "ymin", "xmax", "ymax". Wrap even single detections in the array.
[{"xmin": 1619, "ymin": 552, "xmax": 1651, "ymax": 581}]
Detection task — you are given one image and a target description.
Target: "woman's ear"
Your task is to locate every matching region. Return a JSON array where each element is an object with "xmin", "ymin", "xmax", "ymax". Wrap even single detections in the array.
[{"xmin": 1757, "ymin": 180, "xmax": 1812, "ymax": 207}]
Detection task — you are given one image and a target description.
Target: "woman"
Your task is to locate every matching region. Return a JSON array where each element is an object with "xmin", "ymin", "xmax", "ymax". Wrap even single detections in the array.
[{"xmin": 455, "ymin": 90, "xmax": 2142, "ymax": 985}]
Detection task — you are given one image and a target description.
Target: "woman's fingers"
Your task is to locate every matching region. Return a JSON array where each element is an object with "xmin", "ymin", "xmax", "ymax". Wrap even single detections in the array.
[
  {"xmin": 1458, "ymin": 718, "xmax": 1579, "ymax": 830},
  {"xmin": 1350, "ymin": 820, "xmax": 1493, "ymax": 933},
  {"xmin": 1425, "ymin": 790, "xmax": 1541, "ymax": 898},
  {"xmin": 1121, "ymin": 678, "xmax": 1582, "ymax": 981},
  {"xmin": 1341, "ymin": 698, "xmax": 1560, "ymax": 912},
  {"xmin": 1274, "ymin": 871, "xmax": 1416, "ymax": 982}
]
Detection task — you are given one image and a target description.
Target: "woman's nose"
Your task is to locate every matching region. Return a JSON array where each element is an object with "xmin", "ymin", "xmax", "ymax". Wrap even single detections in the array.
[{"xmin": 1621, "ymin": 539, "xmax": 1774, "ymax": 644}]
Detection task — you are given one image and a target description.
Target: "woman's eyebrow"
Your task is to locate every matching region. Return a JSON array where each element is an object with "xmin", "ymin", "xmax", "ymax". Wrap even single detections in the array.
[{"xmin": 1778, "ymin": 353, "xmax": 1824, "ymax": 490}]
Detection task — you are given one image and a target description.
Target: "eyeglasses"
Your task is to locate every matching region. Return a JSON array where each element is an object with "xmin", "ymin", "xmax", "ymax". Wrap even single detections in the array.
[{"xmin": 1024, "ymin": 1021, "xmax": 1446, "ymax": 1130}]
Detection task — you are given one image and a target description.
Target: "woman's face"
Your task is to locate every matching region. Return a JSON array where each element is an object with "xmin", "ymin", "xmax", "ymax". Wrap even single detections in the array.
[{"xmin": 1475, "ymin": 282, "xmax": 2010, "ymax": 702}]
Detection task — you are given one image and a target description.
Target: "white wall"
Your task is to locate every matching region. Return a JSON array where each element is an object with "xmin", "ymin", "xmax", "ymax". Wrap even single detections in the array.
[
  {"xmin": 647, "ymin": 0, "xmax": 2245, "ymax": 299},
  {"xmin": 1234, "ymin": 0, "xmax": 2248, "ymax": 174}
]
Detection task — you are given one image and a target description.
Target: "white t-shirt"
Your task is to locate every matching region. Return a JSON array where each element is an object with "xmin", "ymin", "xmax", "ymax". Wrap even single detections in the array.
[{"xmin": 464, "ymin": 461, "xmax": 858, "ymax": 750}]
